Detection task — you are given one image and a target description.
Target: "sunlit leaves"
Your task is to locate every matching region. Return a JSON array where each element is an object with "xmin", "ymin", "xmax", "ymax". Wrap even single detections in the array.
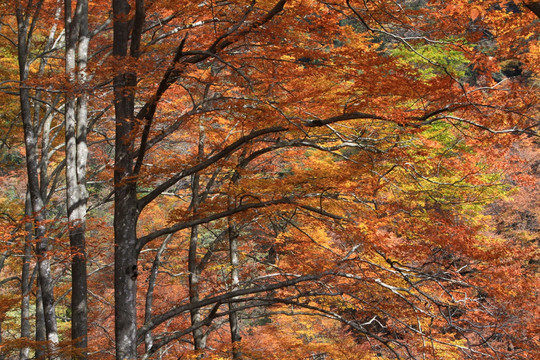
[{"xmin": 1, "ymin": 0, "xmax": 539, "ymax": 358}]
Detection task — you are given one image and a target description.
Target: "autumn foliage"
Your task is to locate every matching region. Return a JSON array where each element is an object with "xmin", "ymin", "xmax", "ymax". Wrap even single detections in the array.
[{"xmin": 0, "ymin": 0, "xmax": 539, "ymax": 359}]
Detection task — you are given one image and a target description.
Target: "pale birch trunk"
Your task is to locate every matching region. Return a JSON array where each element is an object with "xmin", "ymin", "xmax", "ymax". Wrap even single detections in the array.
[{"xmin": 65, "ymin": 0, "xmax": 89, "ymax": 355}]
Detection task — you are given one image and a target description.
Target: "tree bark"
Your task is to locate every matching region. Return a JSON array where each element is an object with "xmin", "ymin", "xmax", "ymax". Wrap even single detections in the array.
[
  {"xmin": 189, "ymin": 127, "xmax": 208, "ymax": 355},
  {"xmin": 228, "ymin": 224, "xmax": 242, "ymax": 359},
  {"xmin": 189, "ymin": 223, "xmax": 207, "ymax": 354},
  {"xmin": 35, "ymin": 279, "xmax": 47, "ymax": 359},
  {"xmin": 19, "ymin": 190, "xmax": 33, "ymax": 360},
  {"xmin": 16, "ymin": 3, "xmax": 59, "ymax": 356},
  {"xmin": 65, "ymin": 0, "xmax": 89, "ymax": 356},
  {"xmin": 228, "ymin": 155, "xmax": 247, "ymax": 360},
  {"xmin": 112, "ymin": 0, "xmax": 140, "ymax": 358},
  {"xmin": 143, "ymin": 234, "xmax": 172, "ymax": 356}
]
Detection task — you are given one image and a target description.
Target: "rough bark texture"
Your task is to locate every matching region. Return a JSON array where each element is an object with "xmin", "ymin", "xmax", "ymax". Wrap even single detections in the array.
[{"xmin": 113, "ymin": 0, "xmax": 140, "ymax": 358}]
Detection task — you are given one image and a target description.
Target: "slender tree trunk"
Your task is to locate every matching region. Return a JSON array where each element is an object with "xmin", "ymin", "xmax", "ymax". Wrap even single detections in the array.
[
  {"xmin": 189, "ymin": 127, "xmax": 207, "ymax": 355},
  {"xmin": 0, "ymin": 253, "xmax": 13, "ymax": 360},
  {"xmin": 143, "ymin": 235, "xmax": 172, "ymax": 357},
  {"xmin": 65, "ymin": 0, "xmax": 89, "ymax": 356},
  {"xmin": 35, "ymin": 280, "xmax": 47, "ymax": 359},
  {"xmin": 36, "ymin": 254, "xmax": 59, "ymax": 356},
  {"xmin": 189, "ymin": 222, "xmax": 207, "ymax": 353},
  {"xmin": 16, "ymin": 4, "xmax": 59, "ymax": 355},
  {"xmin": 0, "ymin": 246, "xmax": 5, "ymax": 360},
  {"xmin": 228, "ymin": 224, "xmax": 242, "ymax": 359},
  {"xmin": 228, "ymin": 152, "xmax": 246, "ymax": 359},
  {"xmin": 20, "ymin": 190, "xmax": 33, "ymax": 360}
]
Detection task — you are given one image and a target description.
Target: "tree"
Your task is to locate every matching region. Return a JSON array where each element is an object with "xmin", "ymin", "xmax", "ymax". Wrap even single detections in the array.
[
  {"xmin": 1, "ymin": 0, "xmax": 538, "ymax": 359},
  {"xmin": 1, "ymin": 1, "xmax": 106, "ymax": 358},
  {"xmin": 107, "ymin": 0, "xmax": 538, "ymax": 359},
  {"xmin": 64, "ymin": 0, "xmax": 90, "ymax": 356},
  {"xmin": 15, "ymin": 0, "xmax": 62, "ymax": 353}
]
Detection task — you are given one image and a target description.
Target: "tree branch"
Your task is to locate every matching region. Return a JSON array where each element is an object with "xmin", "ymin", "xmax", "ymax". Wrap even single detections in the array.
[
  {"xmin": 137, "ymin": 198, "xmax": 292, "ymax": 250},
  {"xmin": 136, "ymin": 272, "xmax": 326, "ymax": 340},
  {"xmin": 137, "ymin": 126, "xmax": 286, "ymax": 210}
]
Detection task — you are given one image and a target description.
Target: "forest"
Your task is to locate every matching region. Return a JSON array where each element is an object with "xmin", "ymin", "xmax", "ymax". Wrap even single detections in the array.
[{"xmin": 0, "ymin": 0, "xmax": 539, "ymax": 359}]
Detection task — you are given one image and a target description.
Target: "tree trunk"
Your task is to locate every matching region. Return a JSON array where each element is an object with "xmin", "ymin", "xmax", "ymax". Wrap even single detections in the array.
[
  {"xmin": 228, "ymin": 152, "xmax": 247, "ymax": 359},
  {"xmin": 112, "ymin": 76, "xmax": 139, "ymax": 359},
  {"xmin": 65, "ymin": 0, "xmax": 89, "ymax": 356},
  {"xmin": 113, "ymin": 202, "xmax": 139, "ymax": 360},
  {"xmin": 228, "ymin": 224, "xmax": 242, "ymax": 359},
  {"xmin": 19, "ymin": 190, "xmax": 32, "ymax": 360},
  {"xmin": 143, "ymin": 235, "xmax": 172, "ymax": 356},
  {"xmin": 35, "ymin": 280, "xmax": 47, "ymax": 359},
  {"xmin": 189, "ymin": 127, "xmax": 207, "ymax": 355},
  {"xmin": 112, "ymin": 0, "xmax": 140, "ymax": 358},
  {"xmin": 16, "ymin": 4, "xmax": 59, "ymax": 355},
  {"xmin": 189, "ymin": 223, "xmax": 207, "ymax": 353}
]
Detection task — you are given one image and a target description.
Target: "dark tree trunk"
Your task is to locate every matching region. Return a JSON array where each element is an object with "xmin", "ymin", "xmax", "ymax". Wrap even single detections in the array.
[{"xmin": 112, "ymin": 0, "xmax": 140, "ymax": 358}]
